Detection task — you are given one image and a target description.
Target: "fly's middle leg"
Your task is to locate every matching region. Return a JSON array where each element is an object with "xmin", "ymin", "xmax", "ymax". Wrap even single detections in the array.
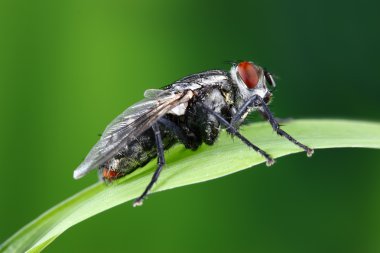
[
  {"xmin": 201, "ymin": 104, "xmax": 275, "ymax": 166},
  {"xmin": 133, "ymin": 123, "xmax": 166, "ymax": 207}
]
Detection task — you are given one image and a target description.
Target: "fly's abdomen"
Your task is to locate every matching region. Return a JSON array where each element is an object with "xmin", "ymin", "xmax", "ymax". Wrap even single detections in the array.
[{"xmin": 99, "ymin": 126, "xmax": 177, "ymax": 182}]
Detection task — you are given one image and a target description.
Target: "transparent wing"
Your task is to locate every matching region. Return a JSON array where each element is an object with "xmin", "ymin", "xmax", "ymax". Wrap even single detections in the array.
[
  {"xmin": 73, "ymin": 90, "xmax": 194, "ymax": 179},
  {"xmin": 143, "ymin": 89, "xmax": 171, "ymax": 99}
]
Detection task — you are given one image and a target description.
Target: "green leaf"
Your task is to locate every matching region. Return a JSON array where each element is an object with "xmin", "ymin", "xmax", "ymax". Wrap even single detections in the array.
[{"xmin": 1, "ymin": 119, "xmax": 380, "ymax": 253}]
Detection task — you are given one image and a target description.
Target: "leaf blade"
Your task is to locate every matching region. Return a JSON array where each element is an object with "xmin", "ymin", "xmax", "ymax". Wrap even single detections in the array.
[{"xmin": 1, "ymin": 119, "xmax": 380, "ymax": 253}]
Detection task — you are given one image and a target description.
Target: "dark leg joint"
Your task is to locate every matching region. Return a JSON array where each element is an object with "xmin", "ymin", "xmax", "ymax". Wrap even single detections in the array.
[{"xmin": 158, "ymin": 117, "xmax": 200, "ymax": 150}]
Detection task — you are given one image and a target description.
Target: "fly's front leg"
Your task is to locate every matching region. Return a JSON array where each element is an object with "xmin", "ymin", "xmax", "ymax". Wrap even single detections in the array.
[
  {"xmin": 133, "ymin": 123, "xmax": 166, "ymax": 207},
  {"xmin": 231, "ymin": 94, "xmax": 292, "ymax": 125},
  {"xmin": 231, "ymin": 95, "xmax": 262, "ymax": 127},
  {"xmin": 201, "ymin": 105, "xmax": 275, "ymax": 166},
  {"xmin": 254, "ymin": 96, "xmax": 314, "ymax": 157}
]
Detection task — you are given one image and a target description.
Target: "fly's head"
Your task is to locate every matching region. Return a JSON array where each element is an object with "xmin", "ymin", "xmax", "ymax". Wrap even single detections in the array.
[{"xmin": 230, "ymin": 61, "xmax": 275, "ymax": 107}]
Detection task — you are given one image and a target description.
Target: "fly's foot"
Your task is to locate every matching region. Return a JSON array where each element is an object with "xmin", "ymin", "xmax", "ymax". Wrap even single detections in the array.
[
  {"xmin": 133, "ymin": 198, "xmax": 144, "ymax": 207},
  {"xmin": 306, "ymin": 148, "xmax": 314, "ymax": 157},
  {"xmin": 266, "ymin": 158, "xmax": 275, "ymax": 166}
]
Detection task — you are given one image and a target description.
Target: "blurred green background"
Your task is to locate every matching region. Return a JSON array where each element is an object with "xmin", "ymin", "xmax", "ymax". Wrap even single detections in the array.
[{"xmin": 1, "ymin": 0, "xmax": 380, "ymax": 252}]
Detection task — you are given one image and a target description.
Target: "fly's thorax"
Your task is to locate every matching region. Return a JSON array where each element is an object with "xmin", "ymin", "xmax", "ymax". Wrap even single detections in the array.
[
  {"xmin": 166, "ymin": 71, "xmax": 230, "ymax": 117},
  {"xmin": 181, "ymin": 88, "xmax": 228, "ymax": 146},
  {"xmin": 201, "ymin": 88, "xmax": 228, "ymax": 114}
]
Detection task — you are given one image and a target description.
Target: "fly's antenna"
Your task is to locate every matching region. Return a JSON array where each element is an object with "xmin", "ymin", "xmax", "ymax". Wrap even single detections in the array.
[{"xmin": 264, "ymin": 68, "xmax": 278, "ymax": 92}]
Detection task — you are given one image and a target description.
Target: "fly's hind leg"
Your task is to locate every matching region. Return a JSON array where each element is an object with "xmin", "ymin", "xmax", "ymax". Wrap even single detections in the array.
[
  {"xmin": 158, "ymin": 117, "xmax": 201, "ymax": 150},
  {"xmin": 133, "ymin": 123, "xmax": 166, "ymax": 207},
  {"xmin": 201, "ymin": 105, "xmax": 275, "ymax": 166}
]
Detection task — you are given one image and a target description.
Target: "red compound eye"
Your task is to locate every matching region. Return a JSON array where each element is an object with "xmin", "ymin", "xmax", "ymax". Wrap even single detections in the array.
[{"xmin": 237, "ymin": 61, "xmax": 259, "ymax": 89}]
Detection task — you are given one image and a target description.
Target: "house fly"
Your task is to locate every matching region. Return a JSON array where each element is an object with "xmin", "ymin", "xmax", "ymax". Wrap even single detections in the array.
[{"xmin": 73, "ymin": 61, "xmax": 314, "ymax": 207}]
